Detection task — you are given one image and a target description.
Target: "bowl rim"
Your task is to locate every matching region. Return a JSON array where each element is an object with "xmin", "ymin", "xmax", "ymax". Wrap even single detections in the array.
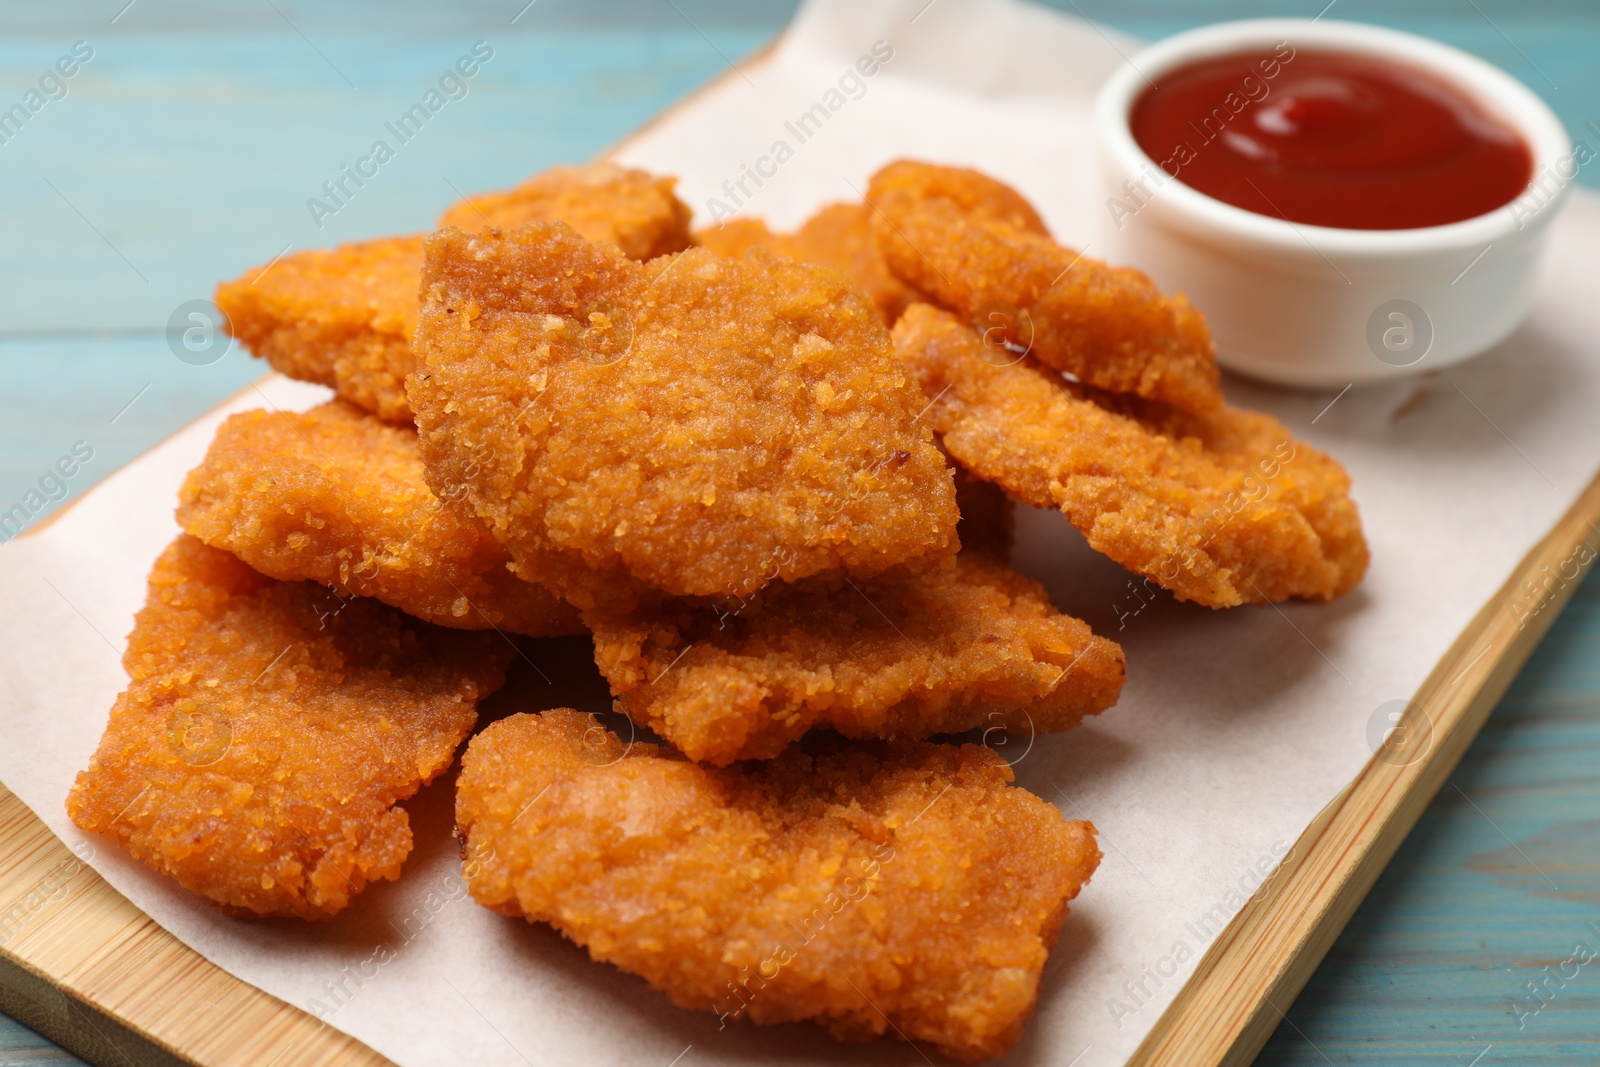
[{"xmin": 1093, "ymin": 17, "xmax": 1575, "ymax": 257}]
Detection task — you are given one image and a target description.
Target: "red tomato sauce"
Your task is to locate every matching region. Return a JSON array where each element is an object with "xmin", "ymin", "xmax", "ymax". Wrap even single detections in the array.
[{"xmin": 1130, "ymin": 46, "xmax": 1533, "ymax": 230}]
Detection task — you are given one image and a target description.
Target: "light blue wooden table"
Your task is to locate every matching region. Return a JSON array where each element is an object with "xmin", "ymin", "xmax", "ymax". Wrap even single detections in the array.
[{"xmin": 1, "ymin": 2, "xmax": 1595, "ymax": 1063}]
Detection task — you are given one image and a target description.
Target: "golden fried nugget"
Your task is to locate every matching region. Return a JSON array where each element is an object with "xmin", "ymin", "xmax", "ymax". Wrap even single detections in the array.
[
  {"xmin": 863, "ymin": 160, "xmax": 1050, "ymax": 234},
  {"xmin": 177, "ymin": 401, "xmax": 581, "ymax": 636},
  {"xmin": 894, "ymin": 304, "xmax": 1368, "ymax": 607},
  {"xmin": 586, "ymin": 551, "xmax": 1123, "ymax": 765},
  {"xmin": 693, "ymin": 216, "xmax": 794, "ymax": 258},
  {"xmin": 436, "ymin": 162, "xmax": 692, "ymax": 260},
  {"xmin": 216, "ymin": 164, "xmax": 693, "ymax": 423},
  {"xmin": 217, "ymin": 235, "xmax": 424, "ymax": 423},
  {"xmin": 697, "ymin": 202, "xmax": 915, "ymax": 324},
  {"xmin": 410, "ymin": 224, "xmax": 959, "ymax": 610},
  {"xmin": 67, "ymin": 536, "xmax": 511, "ymax": 919},
  {"xmin": 1128, "ymin": 394, "xmax": 1370, "ymax": 599},
  {"xmin": 793, "ymin": 203, "xmax": 917, "ymax": 324},
  {"xmin": 867, "ymin": 160, "xmax": 1224, "ymax": 413},
  {"xmin": 456, "ymin": 710, "xmax": 1099, "ymax": 1062}
]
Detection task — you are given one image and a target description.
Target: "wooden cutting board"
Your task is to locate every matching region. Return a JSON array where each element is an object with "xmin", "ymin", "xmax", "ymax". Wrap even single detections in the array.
[
  {"xmin": 6, "ymin": 464, "xmax": 1598, "ymax": 1067},
  {"xmin": 5, "ymin": 28, "xmax": 1600, "ymax": 1067}
]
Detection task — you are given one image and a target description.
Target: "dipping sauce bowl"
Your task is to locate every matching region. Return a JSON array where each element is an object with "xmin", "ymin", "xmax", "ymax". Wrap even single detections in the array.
[{"xmin": 1094, "ymin": 19, "xmax": 1574, "ymax": 387}]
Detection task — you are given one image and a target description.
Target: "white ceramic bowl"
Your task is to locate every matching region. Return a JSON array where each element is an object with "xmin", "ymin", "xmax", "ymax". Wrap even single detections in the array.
[{"xmin": 1093, "ymin": 18, "xmax": 1574, "ymax": 388}]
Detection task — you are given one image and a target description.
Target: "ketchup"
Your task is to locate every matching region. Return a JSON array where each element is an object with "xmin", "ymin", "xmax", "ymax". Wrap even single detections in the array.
[{"xmin": 1130, "ymin": 47, "xmax": 1533, "ymax": 230}]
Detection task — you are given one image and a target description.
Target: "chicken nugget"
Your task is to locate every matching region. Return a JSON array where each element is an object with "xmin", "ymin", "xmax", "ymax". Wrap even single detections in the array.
[
  {"xmin": 216, "ymin": 163, "xmax": 693, "ymax": 423},
  {"xmin": 410, "ymin": 224, "xmax": 958, "ymax": 611},
  {"xmin": 217, "ymin": 235, "xmax": 424, "ymax": 423},
  {"xmin": 177, "ymin": 400, "xmax": 581, "ymax": 636},
  {"xmin": 692, "ymin": 216, "xmax": 796, "ymax": 259},
  {"xmin": 1122, "ymin": 394, "xmax": 1370, "ymax": 597},
  {"xmin": 585, "ymin": 552, "xmax": 1122, "ymax": 765},
  {"xmin": 894, "ymin": 304, "xmax": 1368, "ymax": 606},
  {"xmin": 67, "ymin": 535, "xmax": 512, "ymax": 919},
  {"xmin": 697, "ymin": 202, "xmax": 915, "ymax": 324},
  {"xmin": 863, "ymin": 160, "xmax": 1051, "ymax": 234},
  {"xmin": 436, "ymin": 162, "xmax": 692, "ymax": 260},
  {"xmin": 791, "ymin": 203, "xmax": 916, "ymax": 324},
  {"xmin": 867, "ymin": 160, "xmax": 1223, "ymax": 413},
  {"xmin": 456, "ymin": 709, "xmax": 1099, "ymax": 1062}
]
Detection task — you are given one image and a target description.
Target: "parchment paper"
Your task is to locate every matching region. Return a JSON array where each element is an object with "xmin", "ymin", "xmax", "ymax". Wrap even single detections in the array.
[{"xmin": 4, "ymin": 1, "xmax": 1599, "ymax": 1064}]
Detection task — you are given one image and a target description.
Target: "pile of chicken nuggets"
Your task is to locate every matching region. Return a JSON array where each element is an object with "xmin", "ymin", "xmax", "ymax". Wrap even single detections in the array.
[{"xmin": 67, "ymin": 159, "xmax": 1368, "ymax": 1062}]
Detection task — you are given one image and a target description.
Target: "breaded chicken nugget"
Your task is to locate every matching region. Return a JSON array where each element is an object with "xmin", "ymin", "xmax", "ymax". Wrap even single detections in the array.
[
  {"xmin": 697, "ymin": 202, "xmax": 914, "ymax": 324},
  {"xmin": 1124, "ymin": 393, "xmax": 1370, "ymax": 598},
  {"xmin": 585, "ymin": 551, "xmax": 1123, "ymax": 765},
  {"xmin": 216, "ymin": 163, "xmax": 693, "ymax": 423},
  {"xmin": 693, "ymin": 216, "xmax": 793, "ymax": 258},
  {"xmin": 437, "ymin": 162, "xmax": 692, "ymax": 260},
  {"xmin": 217, "ymin": 235, "xmax": 424, "ymax": 423},
  {"xmin": 410, "ymin": 224, "xmax": 959, "ymax": 611},
  {"xmin": 867, "ymin": 160, "xmax": 1050, "ymax": 233},
  {"xmin": 177, "ymin": 401, "xmax": 581, "ymax": 636},
  {"xmin": 67, "ymin": 535, "xmax": 512, "ymax": 919},
  {"xmin": 867, "ymin": 160, "xmax": 1223, "ymax": 413},
  {"xmin": 894, "ymin": 304, "xmax": 1368, "ymax": 607},
  {"xmin": 790, "ymin": 202, "xmax": 918, "ymax": 324},
  {"xmin": 456, "ymin": 710, "xmax": 1099, "ymax": 1062}
]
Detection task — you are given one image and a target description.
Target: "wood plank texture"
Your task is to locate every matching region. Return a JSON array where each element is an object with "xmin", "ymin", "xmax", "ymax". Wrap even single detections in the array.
[
  {"xmin": 0, "ymin": 781, "xmax": 390, "ymax": 1067},
  {"xmin": 1131, "ymin": 471, "xmax": 1600, "ymax": 1066},
  {"xmin": 1260, "ymin": 579, "xmax": 1600, "ymax": 1066}
]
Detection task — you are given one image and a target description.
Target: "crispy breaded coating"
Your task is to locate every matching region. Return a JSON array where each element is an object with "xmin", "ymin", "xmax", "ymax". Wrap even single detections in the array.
[
  {"xmin": 867, "ymin": 160, "xmax": 1224, "ymax": 413},
  {"xmin": 410, "ymin": 224, "xmax": 959, "ymax": 611},
  {"xmin": 894, "ymin": 304, "xmax": 1368, "ymax": 607},
  {"xmin": 176, "ymin": 401, "xmax": 581, "ymax": 636},
  {"xmin": 1129, "ymin": 394, "xmax": 1370, "ymax": 599},
  {"xmin": 792, "ymin": 203, "xmax": 917, "ymax": 324},
  {"xmin": 216, "ymin": 164, "xmax": 693, "ymax": 423},
  {"xmin": 436, "ymin": 162, "xmax": 692, "ymax": 260},
  {"xmin": 697, "ymin": 202, "xmax": 915, "ymax": 324},
  {"xmin": 585, "ymin": 552, "xmax": 1123, "ymax": 765},
  {"xmin": 217, "ymin": 235, "xmax": 424, "ymax": 423},
  {"xmin": 66, "ymin": 536, "xmax": 511, "ymax": 919},
  {"xmin": 456, "ymin": 710, "xmax": 1099, "ymax": 1062},
  {"xmin": 693, "ymin": 216, "xmax": 793, "ymax": 258},
  {"xmin": 864, "ymin": 160, "xmax": 1050, "ymax": 234}
]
